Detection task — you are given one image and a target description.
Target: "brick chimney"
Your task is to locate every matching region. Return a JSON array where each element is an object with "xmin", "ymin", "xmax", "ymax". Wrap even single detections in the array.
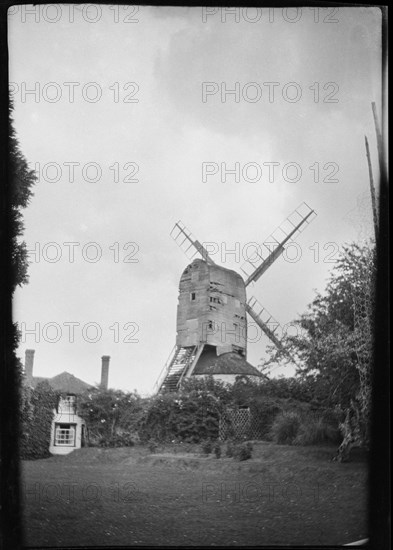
[
  {"xmin": 100, "ymin": 356, "xmax": 110, "ymax": 390},
  {"xmin": 25, "ymin": 349, "xmax": 35, "ymax": 385}
]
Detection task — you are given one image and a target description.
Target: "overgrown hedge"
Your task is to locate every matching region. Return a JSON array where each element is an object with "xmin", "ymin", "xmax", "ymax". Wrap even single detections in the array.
[
  {"xmin": 77, "ymin": 378, "xmax": 227, "ymax": 446},
  {"xmin": 269, "ymin": 409, "xmax": 342, "ymax": 445},
  {"xmin": 78, "ymin": 388, "xmax": 143, "ymax": 447},
  {"xmin": 138, "ymin": 389, "xmax": 222, "ymax": 443},
  {"xmin": 21, "ymin": 376, "xmax": 343, "ymax": 453},
  {"xmin": 80, "ymin": 377, "xmax": 345, "ymax": 447},
  {"xmin": 20, "ymin": 381, "xmax": 59, "ymax": 460}
]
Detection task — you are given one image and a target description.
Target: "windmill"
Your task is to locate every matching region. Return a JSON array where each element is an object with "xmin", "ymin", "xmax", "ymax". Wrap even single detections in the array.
[{"xmin": 154, "ymin": 202, "xmax": 317, "ymax": 393}]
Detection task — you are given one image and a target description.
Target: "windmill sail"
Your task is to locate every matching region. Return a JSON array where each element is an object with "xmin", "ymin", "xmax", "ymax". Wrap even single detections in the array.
[
  {"xmin": 246, "ymin": 297, "xmax": 296, "ymax": 363},
  {"xmin": 170, "ymin": 221, "xmax": 217, "ymax": 266},
  {"xmin": 240, "ymin": 202, "xmax": 317, "ymax": 286}
]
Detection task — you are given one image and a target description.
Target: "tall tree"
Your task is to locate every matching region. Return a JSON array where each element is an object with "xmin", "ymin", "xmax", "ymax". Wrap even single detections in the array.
[
  {"xmin": 261, "ymin": 241, "xmax": 376, "ymax": 410},
  {"xmin": 1, "ymin": 98, "xmax": 36, "ymax": 549},
  {"xmin": 8, "ymin": 102, "xmax": 36, "ymax": 289}
]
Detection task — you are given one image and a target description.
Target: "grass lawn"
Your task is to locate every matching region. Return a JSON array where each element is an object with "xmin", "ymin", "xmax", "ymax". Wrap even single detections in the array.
[{"xmin": 21, "ymin": 442, "xmax": 368, "ymax": 547}]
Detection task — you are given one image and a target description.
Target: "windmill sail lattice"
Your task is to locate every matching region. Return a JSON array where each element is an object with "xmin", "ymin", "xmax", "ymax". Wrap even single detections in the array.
[
  {"xmin": 171, "ymin": 221, "xmax": 217, "ymax": 266},
  {"xmin": 246, "ymin": 297, "xmax": 296, "ymax": 363},
  {"xmin": 240, "ymin": 202, "xmax": 316, "ymax": 286}
]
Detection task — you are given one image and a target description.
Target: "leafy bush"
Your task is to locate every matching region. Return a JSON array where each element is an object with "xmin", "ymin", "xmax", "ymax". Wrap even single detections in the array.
[
  {"xmin": 270, "ymin": 412, "xmax": 301, "ymax": 444},
  {"xmin": 233, "ymin": 441, "xmax": 253, "ymax": 461},
  {"xmin": 79, "ymin": 388, "xmax": 143, "ymax": 446},
  {"xmin": 138, "ymin": 390, "xmax": 221, "ymax": 444},
  {"xmin": 201, "ymin": 439, "xmax": 213, "ymax": 455},
  {"xmin": 225, "ymin": 440, "xmax": 235, "ymax": 457},
  {"xmin": 98, "ymin": 432, "xmax": 135, "ymax": 448},
  {"xmin": 79, "ymin": 385, "xmax": 223, "ymax": 447},
  {"xmin": 213, "ymin": 442, "xmax": 221, "ymax": 458},
  {"xmin": 223, "ymin": 440, "xmax": 252, "ymax": 460},
  {"xmin": 294, "ymin": 412, "xmax": 342, "ymax": 445},
  {"xmin": 148, "ymin": 439, "xmax": 159, "ymax": 453},
  {"xmin": 269, "ymin": 409, "xmax": 342, "ymax": 446},
  {"xmin": 20, "ymin": 382, "xmax": 59, "ymax": 460},
  {"xmin": 180, "ymin": 376, "xmax": 231, "ymax": 403},
  {"xmin": 72, "ymin": 375, "xmax": 344, "ymax": 451}
]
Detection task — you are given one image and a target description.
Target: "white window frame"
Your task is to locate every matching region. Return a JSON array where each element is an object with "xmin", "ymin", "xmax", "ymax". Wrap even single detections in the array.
[
  {"xmin": 58, "ymin": 394, "xmax": 77, "ymax": 414},
  {"xmin": 55, "ymin": 423, "xmax": 76, "ymax": 447}
]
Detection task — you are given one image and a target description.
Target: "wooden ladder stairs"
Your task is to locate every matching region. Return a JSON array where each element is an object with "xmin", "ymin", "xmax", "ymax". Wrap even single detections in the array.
[{"xmin": 156, "ymin": 344, "xmax": 204, "ymax": 393}]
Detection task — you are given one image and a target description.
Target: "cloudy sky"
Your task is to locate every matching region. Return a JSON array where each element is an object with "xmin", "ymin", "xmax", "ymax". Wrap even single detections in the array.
[{"xmin": 10, "ymin": 5, "xmax": 382, "ymax": 395}]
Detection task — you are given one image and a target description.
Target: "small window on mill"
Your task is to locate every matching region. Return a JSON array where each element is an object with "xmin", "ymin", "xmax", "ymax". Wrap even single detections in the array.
[{"xmin": 190, "ymin": 292, "xmax": 196, "ymax": 301}]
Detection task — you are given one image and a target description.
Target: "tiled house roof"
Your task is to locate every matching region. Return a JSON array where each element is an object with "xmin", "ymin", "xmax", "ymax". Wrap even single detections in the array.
[{"xmin": 32, "ymin": 372, "xmax": 92, "ymax": 394}]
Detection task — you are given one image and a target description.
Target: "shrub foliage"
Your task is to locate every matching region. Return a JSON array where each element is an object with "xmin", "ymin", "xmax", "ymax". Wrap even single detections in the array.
[
  {"xmin": 19, "ymin": 373, "xmax": 343, "ymax": 456},
  {"xmin": 270, "ymin": 412, "xmax": 302, "ymax": 445},
  {"xmin": 138, "ymin": 388, "xmax": 222, "ymax": 443},
  {"xmin": 72, "ymin": 376, "xmax": 342, "ymax": 448},
  {"xmin": 20, "ymin": 382, "xmax": 59, "ymax": 459},
  {"xmin": 78, "ymin": 388, "xmax": 143, "ymax": 447},
  {"xmin": 270, "ymin": 409, "xmax": 342, "ymax": 445}
]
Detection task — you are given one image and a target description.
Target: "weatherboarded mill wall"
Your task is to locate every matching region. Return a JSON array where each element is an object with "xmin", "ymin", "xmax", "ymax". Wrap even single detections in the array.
[{"xmin": 176, "ymin": 259, "xmax": 247, "ymax": 356}]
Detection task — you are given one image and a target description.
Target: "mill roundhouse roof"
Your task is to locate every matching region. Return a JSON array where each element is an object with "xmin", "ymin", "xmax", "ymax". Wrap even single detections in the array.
[{"xmin": 193, "ymin": 349, "xmax": 262, "ymax": 377}]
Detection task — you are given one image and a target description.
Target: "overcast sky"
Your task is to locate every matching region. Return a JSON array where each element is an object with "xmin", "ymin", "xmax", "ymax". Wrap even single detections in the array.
[{"xmin": 10, "ymin": 5, "xmax": 382, "ymax": 395}]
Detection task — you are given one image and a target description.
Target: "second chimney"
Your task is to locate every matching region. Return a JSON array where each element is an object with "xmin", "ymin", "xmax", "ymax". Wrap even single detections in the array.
[
  {"xmin": 100, "ymin": 356, "xmax": 110, "ymax": 390},
  {"xmin": 25, "ymin": 349, "xmax": 35, "ymax": 386}
]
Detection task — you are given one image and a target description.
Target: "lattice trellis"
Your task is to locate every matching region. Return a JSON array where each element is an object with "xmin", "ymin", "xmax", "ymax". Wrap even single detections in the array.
[
  {"xmin": 219, "ymin": 407, "xmax": 266, "ymax": 441},
  {"xmin": 335, "ymin": 246, "xmax": 376, "ymax": 461},
  {"xmin": 351, "ymin": 250, "xmax": 376, "ymax": 446}
]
